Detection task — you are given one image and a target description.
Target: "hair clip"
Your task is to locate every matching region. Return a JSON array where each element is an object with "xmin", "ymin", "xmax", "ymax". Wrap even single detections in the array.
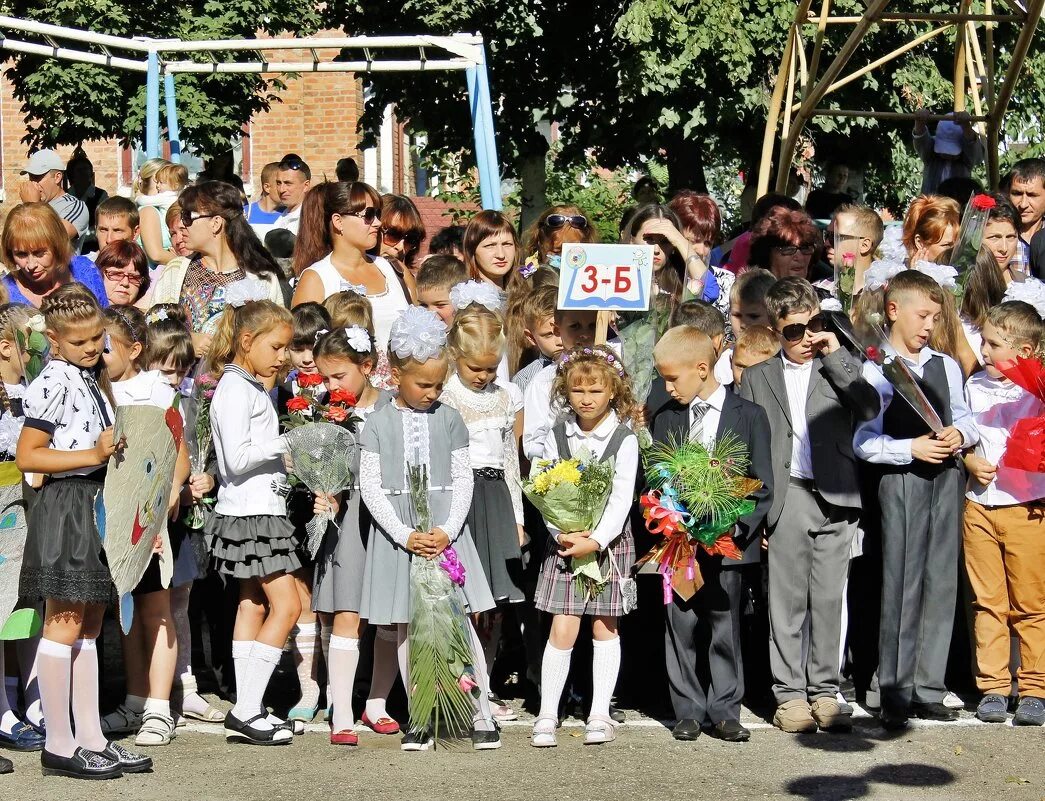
[
  {"xmin": 449, "ymin": 280, "xmax": 506, "ymax": 313},
  {"xmin": 145, "ymin": 308, "xmax": 169, "ymax": 325},
  {"xmin": 344, "ymin": 325, "xmax": 372, "ymax": 353},
  {"xmin": 108, "ymin": 307, "xmax": 139, "ymax": 343},
  {"xmin": 389, "ymin": 306, "xmax": 447, "ymax": 362},
  {"xmin": 313, "ymin": 328, "xmax": 330, "ymax": 346},
  {"xmin": 225, "ymin": 279, "xmax": 270, "ymax": 308}
]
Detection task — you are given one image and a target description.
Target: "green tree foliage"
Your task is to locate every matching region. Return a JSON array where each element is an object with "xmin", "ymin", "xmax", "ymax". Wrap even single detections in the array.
[{"xmin": 1, "ymin": 0, "xmax": 320, "ymax": 153}]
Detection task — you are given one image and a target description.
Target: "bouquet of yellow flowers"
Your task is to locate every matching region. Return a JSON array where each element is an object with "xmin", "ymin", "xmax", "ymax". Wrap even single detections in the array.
[{"xmin": 523, "ymin": 451, "xmax": 614, "ymax": 599}]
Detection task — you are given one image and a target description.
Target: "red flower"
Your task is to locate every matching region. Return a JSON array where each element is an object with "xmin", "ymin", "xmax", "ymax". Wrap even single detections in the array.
[
  {"xmin": 324, "ymin": 405, "xmax": 350, "ymax": 423},
  {"xmin": 296, "ymin": 372, "xmax": 324, "ymax": 388},
  {"xmin": 328, "ymin": 389, "xmax": 358, "ymax": 407},
  {"xmin": 865, "ymin": 346, "xmax": 882, "ymax": 364},
  {"xmin": 971, "ymin": 194, "xmax": 996, "ymax": 211},
  {"xmin": 286, "ymin": 396, "xmax": 311, "ymax": 413}
]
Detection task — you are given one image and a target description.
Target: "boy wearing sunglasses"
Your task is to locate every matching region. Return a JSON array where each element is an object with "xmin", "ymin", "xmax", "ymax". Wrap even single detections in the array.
[{"xmin": 739, "ymin": 278, "xmax": 879, "ymax": 735}]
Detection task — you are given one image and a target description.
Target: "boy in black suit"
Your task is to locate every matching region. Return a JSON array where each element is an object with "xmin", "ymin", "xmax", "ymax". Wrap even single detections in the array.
[{"xmin": 651, "ymin": 326, "xmax": 773, "ymax": 741}]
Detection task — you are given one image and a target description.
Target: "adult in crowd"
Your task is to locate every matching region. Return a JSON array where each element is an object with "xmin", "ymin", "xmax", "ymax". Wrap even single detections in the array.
[
  {"xmin": 901, "ymin": 194, "xmax": 960, "ymax": 264},
  {"xmin": 150, "ymin": 181, "xmax": 285, "ymax": 358},
  {"xmin": 97, "ymin": 240, "xmax": 150, "ymax": 307},
  {"xmin": 522, "ymin": 205, "xmax": 597, "ymax": 270},
  {"xmin": 245, "ymin": 161, "xmax": 285, "ymax": 235},
  {"xmin": 625, "ymin": 203, "xmax": 719, "ymax": 308},
  {"xmin": 463, "ymin": 210, "xmax": 528, "ymax": 295},
  {"xmin": 720, "ymin": 193, "xmax": 803, "ymax": 274},
  {"xmin": 805, "ymin": 162, "xmax": 853, "ymax": 221},
  {"xmin": 197, "ymin": 150, "xmax": 245, "ymax": 193},
  {"xmin": 336, "ymin": 157, "xmax": 360, "ymax": 183},
  {"xmin": 273, "ymin": 156, "xmax": 312, "ymax": 236},
  {"xmin": 669, "ymin": 191, "xmax": 734, "ymax": 323},
  {"xmin": 980, "ymin": 195, "xmax": 1022, "ymax": 283},
  {"xmin": 913, "ymin": 109, "xmax": 986, "ymax": 195},
  {"xmin": 135, "ymin": 158, "xmax": 184, "ymax": 268},
  {"xmin": 748, "ymin": 207, "xmax": 826, "ymax": 281},
  {"xmin": 1006, "ymin": 158, "xmax": 1045, "ymax": 278},
  {"xmin": 428, "ymin": 225, "xmax": 465, "ymax": 259},
  {"xmin": 378, "ymin": 194, "xmax": 426, "ymax": 280},
  {"xmin": 0, "ymin": 203, "xmax": 107, "ymax": 307},
  {"xmin": 66, "ymin": 149, "xmax": 109, "ymax": 230},
  {"xmin": 17, "ymin": 149, "xmax": 89, "ymax": 242}
]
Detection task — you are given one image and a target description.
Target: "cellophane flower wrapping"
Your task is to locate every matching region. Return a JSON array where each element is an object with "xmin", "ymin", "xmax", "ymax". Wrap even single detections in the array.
[
  {"xmin": 617, "ymin": 306, "xmax": 669, "ymax": 405},
  {"xmin": 523, "ymin": 452, "xmax": 615, "ymax": 599},
  {"xmin": 953, "ymin": 193, "xmax": 995, "ymax": 295},
  {"xmin": 405, "ymin": 461, "xmax": 479, "ymax": 745},
  {"xmin": 284, "ymin": 422, "xmax": 356, "ymax": 557},
  {"xmin": 833, "ymin": 230, "xmax": 857, "ymax": 313},
  {"xmin": 182, "ymin": 372, "xmax": 217, "ymax": 530},
  {"xmin": 997, "ymin": 356, "xmax": 1045, "ymax": 473}
]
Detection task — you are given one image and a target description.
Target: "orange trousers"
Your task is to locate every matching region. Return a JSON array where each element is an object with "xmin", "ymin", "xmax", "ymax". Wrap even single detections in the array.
[{"xmin": 963, "ymin": 500, "xmax": 1045, "ymax": 697}]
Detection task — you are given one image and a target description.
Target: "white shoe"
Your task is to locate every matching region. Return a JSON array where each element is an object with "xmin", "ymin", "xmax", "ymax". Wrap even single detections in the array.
[
  {"xmin": 135, "ymin": 712, "xmax": 175, "ymax": 746},
  {"xmin": 531, "ymin": 716, "xmax": 557, "ymax": 748},
  {"xmin": 583, "ymin": 715, "xmax": 617, "ymax": 745},
  {"xmin": 943, "ymin": 691, "xmax": 964, "ymax": 709}
]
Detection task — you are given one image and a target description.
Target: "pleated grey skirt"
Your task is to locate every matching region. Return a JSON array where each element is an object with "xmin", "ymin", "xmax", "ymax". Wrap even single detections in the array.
[
  {"xmin": 468, "ymin": 474, "xmax": 524, "ymax": 604},
  {"xmin": 205, "ymin": 513, "xmax": 302, "ymax": 580},
  {"xmin": 19, "ymin": 474, "xmax": 112, "ymax": 605},
  {"xmin": 312, "ymin": 495, "xmax": 367, "ymax": 615}
]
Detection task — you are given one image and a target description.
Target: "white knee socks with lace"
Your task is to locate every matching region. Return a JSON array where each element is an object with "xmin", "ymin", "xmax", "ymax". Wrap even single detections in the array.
[
  {"xmin": 591, "ymin": 637, "xmax": 621, "ymax": 720},
  {"xmin": 328, "ymin": 636, "xmax": 360, "ymax": 733}
]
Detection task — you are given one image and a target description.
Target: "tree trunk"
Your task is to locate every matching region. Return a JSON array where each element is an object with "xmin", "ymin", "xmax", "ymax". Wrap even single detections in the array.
[
  {"xmin": 518, "ymin": 144, "xmax": 549, "ymax": 235},
  {"xmin": 665, "ymin": 133, "xmax": 708, "ymax": 195}
]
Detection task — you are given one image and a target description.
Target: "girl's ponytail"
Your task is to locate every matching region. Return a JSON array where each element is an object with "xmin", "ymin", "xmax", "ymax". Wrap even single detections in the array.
[
  {"xmin": 206, "ymin": 306, "xmax": 239, "ymax": 377},
  {"xmin": 205, "ymin": 300, "xmax": 293, "ymax": 377}
]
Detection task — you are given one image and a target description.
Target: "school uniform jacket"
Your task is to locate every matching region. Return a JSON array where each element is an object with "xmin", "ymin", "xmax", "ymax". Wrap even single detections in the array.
[
  {"xmin": 739, "ymin": 348, "xmax": 880, "ymax": 528},
  {"xmin": 650, "ymin": 390, "xmax": 774, "ymax": 566}
]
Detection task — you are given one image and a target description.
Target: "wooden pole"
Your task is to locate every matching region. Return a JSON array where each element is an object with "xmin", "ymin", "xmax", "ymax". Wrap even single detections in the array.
[
  {"xmin": 953, "ymin": 0, "xmax": 972, "ymax": 112},
  {"xmin": 595, "ymin": 311, "xmax": 610, "ymax": 347},
  {"xmin": 757, "ymin": 22, "xmax": 800, "ymax": 198},
  {"xmin": 805, "ymin": 12, "xmax": 1021, "ymax": 23},
  {"xmin": 811, "ymin": 109, "xmax": 989, "ymax": 121},
  {"xmin": 806, "ymin": 0, "xmax": 832, "ymax": 101}
]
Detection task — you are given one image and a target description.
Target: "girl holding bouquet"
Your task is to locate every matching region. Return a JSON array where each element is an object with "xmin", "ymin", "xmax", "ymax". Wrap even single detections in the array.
[
  {"xmin": 531, "ymin": 345, "xmax": 639, "ymax": 747},
  {"xmin": 357, "ymin": 306, "xmax": 499, "ymax": 751}
]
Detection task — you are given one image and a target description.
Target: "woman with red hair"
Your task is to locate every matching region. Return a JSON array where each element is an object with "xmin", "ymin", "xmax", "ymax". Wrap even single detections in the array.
[
  {"xmin": 749, "ymin": 207, "xmax": 824, "ymax": 280},
  {"xmin": 669, "ymin": 191, "xmax": 734, "ymax": 321},
  {"xmin": 902, "ymin": 195, "xmax": 960, "ymax": 263}
]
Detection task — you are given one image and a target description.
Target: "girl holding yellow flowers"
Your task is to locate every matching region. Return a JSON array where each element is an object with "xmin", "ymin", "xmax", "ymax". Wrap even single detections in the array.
[{"xmin": 529, "ymin": 345, "xmax": 639, "ymax": 748}]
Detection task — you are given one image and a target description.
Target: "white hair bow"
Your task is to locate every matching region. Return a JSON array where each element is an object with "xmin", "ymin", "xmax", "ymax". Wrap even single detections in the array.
[
  {"xmin": 449, "ymin": 280, "xmax": 506, "ymax": 313},
  {"xmin": 389, "ymin": 306, "xmax": 447, "ymax": 362},
  {"xmin": 225, "ymin": 279, "xmax": 270, "ymax": 308}
]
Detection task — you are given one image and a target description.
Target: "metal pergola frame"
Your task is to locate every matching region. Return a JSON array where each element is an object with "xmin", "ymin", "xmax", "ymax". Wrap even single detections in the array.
[
  {"xmin": 0, "ymin": 16, "xmax": 503, "ymax": 209},
  {"xmin": 757, "ymin": 0, "xmax": 1045, "ymax": 197}
]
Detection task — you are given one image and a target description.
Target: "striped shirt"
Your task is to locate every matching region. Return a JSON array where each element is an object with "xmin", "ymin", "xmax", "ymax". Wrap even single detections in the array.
[{"xmin": 50, "ymin": 192, "xmax": 89, "ymax": 237}]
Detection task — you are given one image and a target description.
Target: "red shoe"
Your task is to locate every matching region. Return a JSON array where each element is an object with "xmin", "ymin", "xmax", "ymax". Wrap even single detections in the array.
[
  {"xmin": 330, "ymin": 730, "xmax": 359, "ymax": 746},
  {"xmin": 360, "ymin": 712, "xmax": 401, "ymax": 735}
]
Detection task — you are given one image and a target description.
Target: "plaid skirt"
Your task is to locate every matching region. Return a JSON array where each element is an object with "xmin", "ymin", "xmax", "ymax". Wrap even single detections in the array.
[{"xmin": 534, "ymin": 526, "xmax": 635, "ymax": 617}]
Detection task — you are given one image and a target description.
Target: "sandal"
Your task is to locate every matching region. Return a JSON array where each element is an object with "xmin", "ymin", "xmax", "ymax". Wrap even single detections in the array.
[
  {"xmin": 179, "ymin": 702, "xmax": 225, "ymax": 724},
  {"xmin": 489, "ymin": 694, "xmax": 518, "ymax": 722},
  {"xmin": 531, "ymin": 716, "xmax": 558, "ymax": 748},
  {"xmin": 584, "ymin": 714, "xmax": 617, "ymax": 745},
  {"xmin": 135, "ymin": 712, "xmax": 176, "ymax": 747},
  {"xmin": 101, "ymin": 704, "xmax": 142, "ymax": 735}
]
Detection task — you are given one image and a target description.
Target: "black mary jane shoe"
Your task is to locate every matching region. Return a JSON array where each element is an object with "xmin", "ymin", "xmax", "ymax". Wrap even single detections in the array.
[
  {"xmin": 671, "ymin": 719, "xmax": 702, "ymax": 741},
  {"xmin": 273, "ymin": 717, "xmax": 306, "ymax": 736},
  {"xmin": 224, "ymin": 711, "xmax": 294, "ymax": 745},
  {"xmin": 41, "ymin": 747, "xmax": 122, "ymax": 780},
  {"xmin": 99, "ymin": 741, "xmax": 153, "ymax": 773}
]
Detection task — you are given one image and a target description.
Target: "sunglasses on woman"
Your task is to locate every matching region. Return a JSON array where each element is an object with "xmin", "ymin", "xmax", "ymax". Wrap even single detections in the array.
[
  {"xmin": 774, "ymin": 243, "xmax": 818, "ymax": 257},
  {"xmin": 543, "ymin": 214, "xmax": 588, "ymax": 231},
  {"xmin": 382, "ymin": 226, "xmax": 422, "ymax": 250},
  {"xmin": 348, "ymin": 207, "xmax": 381, "ymax": 225},
  {"xmin": 180, "ymin": 211, "xmax": 219, "ymax": 227},
  {"xmin": 779, "ymin": 313, "xmax": 826, "ymax": 342}
]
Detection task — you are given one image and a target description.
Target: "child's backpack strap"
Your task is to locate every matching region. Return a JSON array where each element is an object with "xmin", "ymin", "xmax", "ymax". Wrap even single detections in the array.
[
  {"xmin": 552, "ymin": 421, "xmax": 572, "ymax": 460},
  {"xmin": 599, "ymin": 424, "xmax": 633, "ymax": 464}
]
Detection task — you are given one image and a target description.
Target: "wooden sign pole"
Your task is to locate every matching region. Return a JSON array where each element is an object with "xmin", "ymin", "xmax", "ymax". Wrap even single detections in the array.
[{"xmin": 595, "ymin": 310, "xmax": 610, "ymax": 346}]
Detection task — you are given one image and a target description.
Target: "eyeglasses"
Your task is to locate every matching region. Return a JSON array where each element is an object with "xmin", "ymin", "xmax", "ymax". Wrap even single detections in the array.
[
  {"xmin": 779, "ymin": 313, "xmax": 826, "ymax": 342},
  {"xmin": 382, "ymin": 226, "xmax": 423, "ymax": 250},
  {"xmin": 773, "ymin": 244, "xmax": 817, "ymax": 256},
  {"xmin": 180, "ymin": 211, "xmax": 219, "ymax": 226},
  {"xmin": 103, "ymin": 268, "xmax": 143, "ymax": 287},
  {"xmin": 543, "ymin": 214, "xmax": 588, "ymax": 231},
  {"xmin": 348, "ymin": 207, "xmax": 381, "ymax": 225}
]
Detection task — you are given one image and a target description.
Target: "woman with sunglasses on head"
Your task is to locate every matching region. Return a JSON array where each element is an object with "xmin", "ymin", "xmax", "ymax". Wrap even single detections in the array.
[
  {"xmin": 148, "ymin": 181, "xmax": 286, "ymax": 359},
  {"xmin": 97, "ymin": 240, "xmax": 150, "ymax": 308},
  {"xmin": 522, "ymin": 205, "xmax": 598, "ymax": 271},
  {"xmin": 748, "ymin": 207, "xmax": 826, "ymax": 281},
  {"xmin": 378, "ymin": 194, "xmax": 426, "ymax": 282},
  {"xmin": 291, "ymin": 182, "xmax": 412, "ymax": 389},
  {"xmin": 1, "ymin": 203, "xmax": 108, "ymax": 309}
]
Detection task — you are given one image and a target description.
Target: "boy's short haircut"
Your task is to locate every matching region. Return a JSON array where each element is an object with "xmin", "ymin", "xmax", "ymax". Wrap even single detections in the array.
[
  {"xmin": 96, "ymin": 196, "xmax": 139, "ymax": 228},
  {"xmin": 884, "ymin": 269, "xmax": 945, "ymax": 308},
  {"xmin": 529, "ymin": 265, "xmax": 560, "ymax": 289},
  {"xmin": 156, "ymin": 163, "xmax": 189, "ymax": 191},
  {"xmin": 834, "ymin": 203, "xmax": 885, "ymax": 248},
  {"xmin": 735, "ymin": 325, "xmax": 782, "ymax": 362},
  {"xmin": 521, "ymin": 285, "xmax": 558, "ymax": 330},
  {"xmin": 654, "ymin": 325, "xmax": 716, "ymax": 367},
  {"xmin": 670, "ymin": 300, "xmax": 725, "ymax": 338},
  {"xmin": 324, "ymin": 291, "xmax": 375, "ymax": 331},
  {"xmin": 428, "ymin": 225, "xmax": 465, "ymax": 256},
  {"xmin": 290, "ymin": 301, "xmax": 332, "ymax": 350},
  {"xmin": 764, "ymin": 277, "xmax": 820, "ymax": 322},
  {"xmin": 731, "ymin": 268, "xmax": 777, "ymax": 307},
  {"xmin": 260, "ymin": 161, "xmax": 281, "ymax": 186},
  {"xmin": 553, "ymin": 307, "xmax": 595, "ymax": 325},
  {"xmin": 986, "ymin": 300, "xmax": 1044, "ymax": 349},
  {"xmin": 416, "ymin": 255, "xmax": 468, "ymax": 294}
]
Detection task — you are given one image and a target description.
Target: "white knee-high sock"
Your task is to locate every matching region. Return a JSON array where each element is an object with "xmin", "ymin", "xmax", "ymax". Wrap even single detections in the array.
[
  {"xmin": 328, "ymin": 636, "xmax": 360, "ymax": 734},
  {"xmin": 37, "ymin": 638, "xmax": 75, "ymax": 757},
  {"xmin": 18, "ymin": 633, "xmax": 42, "ymax": 728},
  {"xmin": 466, "ymin": 620, "xmax": 496, "ymax": 732},
  {"xmin": 590, "ymin": 638, "xmax": 621, "ymax": 720},
  {"xmin": 291, "ymin": 622, "xmax": 321, "ymax": 710},
  {"xmin": 320, "ymin": 621, "xmax": 332, "ymax": 707},
  {"xmin": 232, "ymin": 642, "xmax": 282, "ymax": 730},
  {"xmin": 71, "ymin": 638, "xmax": 107, "ymax": 752},
  {"xmin": 538, "ymin": 643, "xmax": 573, "ymax": 721},
  {"xmin": 365, "ymin": 626, "xmax": 400, "ymax": 722},
  {"xmin": 231, "ymin": 639, "xmax": 252, "ymax": 699}
]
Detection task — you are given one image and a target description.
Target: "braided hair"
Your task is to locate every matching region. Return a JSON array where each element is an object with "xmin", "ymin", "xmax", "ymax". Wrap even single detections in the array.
[
  {"xmin": 0, "ymin": 303, "xmax": 33, "ymax": 414},
  {"xmin": 40, "ymin": 283, "xmax": 116, "ymax": 408}
]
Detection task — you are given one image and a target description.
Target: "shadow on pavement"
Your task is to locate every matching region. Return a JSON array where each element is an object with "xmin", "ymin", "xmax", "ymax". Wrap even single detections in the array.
[{"xmin": 785, "ymin": 763, "xmax": 955, "ymax": 800}]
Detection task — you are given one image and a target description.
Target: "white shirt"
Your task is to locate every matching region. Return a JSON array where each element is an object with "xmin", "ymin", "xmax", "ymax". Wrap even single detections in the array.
[
  {"xmin": 853, "ymin": 346, "xmax": 978, "ymax": 465},
  {"xmin": 714, "ymin": 349, "xmax": 734, "ymax": 387},
  {"xmin": 964, "ymin": 373, "xmax": 1045, "ymax": 506},
  {"xmin": 273, "ymin": 204, "xmax": 302, "ymax": 235},
  {"xmin": 211, "ymin": 364, "xmax": 289, "ymax": 517},
  {"xmin": 781, "ymin": 356, "xmax": 814, "ymax": 479},
  {"xmin": 112, "ymin": 370, "xmax": 176, "ymax": 411},
  {"xmin": 536, "ymin": 411, "xmax": 638, "ymax": 550},
  {"xmin": 689, "ymin": 383, "xmax": 727, "ymax": 448},
  {"xmin": 961, "ymin": 317, "xmax": 984, "ymax": 366},
  {"xmin": 521, "ymin": 339, "xmax": 623, "ymax": 461},
  {"xmin": 23, "ymin": 360, "xmax": 116, "ymax": 478}
]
